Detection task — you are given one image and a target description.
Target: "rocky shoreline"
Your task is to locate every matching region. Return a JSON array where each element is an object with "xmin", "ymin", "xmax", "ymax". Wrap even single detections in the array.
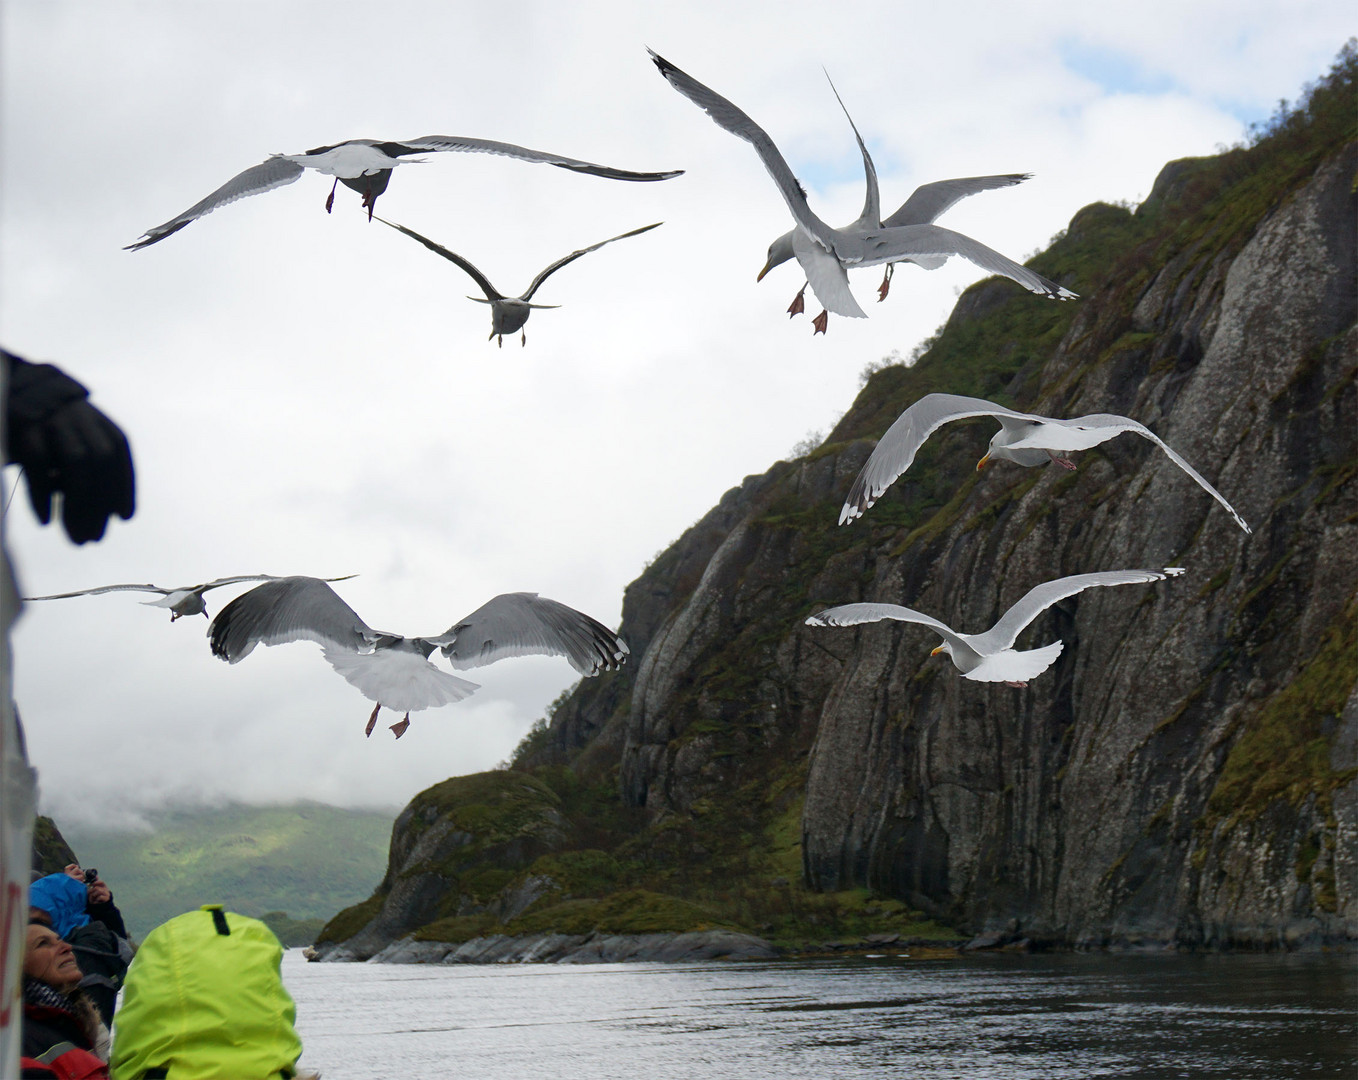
[
  {"xmin": 307, "ymin": 924, "xmax": 1356, "ymax": 963},
  {"xmin": 309, "ymin": 929, "xmax": 975, "ymax": 965}
]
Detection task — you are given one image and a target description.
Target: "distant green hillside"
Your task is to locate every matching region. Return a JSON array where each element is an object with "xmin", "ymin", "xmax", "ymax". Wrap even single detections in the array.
[{"xmin": 63, "ymin": 802, "xmax": 395, "ymax": 942}]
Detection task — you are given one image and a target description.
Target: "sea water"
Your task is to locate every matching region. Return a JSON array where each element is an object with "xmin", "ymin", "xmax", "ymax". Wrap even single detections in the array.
[{"xmin": 281, "ymin": 949, "xmax": 1356, "ymax": 1079}]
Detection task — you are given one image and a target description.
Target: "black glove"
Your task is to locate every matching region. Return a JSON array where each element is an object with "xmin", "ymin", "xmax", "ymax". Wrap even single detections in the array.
[{"xmin": 3, "ymin": 349, "xmax": 136, "ymax": 544}]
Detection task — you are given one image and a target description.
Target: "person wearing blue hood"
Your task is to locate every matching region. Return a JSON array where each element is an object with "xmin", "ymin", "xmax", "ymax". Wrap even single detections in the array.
[{"xmin": 28, "ymin": 873, "xmax": 132, "ymax": 1028}]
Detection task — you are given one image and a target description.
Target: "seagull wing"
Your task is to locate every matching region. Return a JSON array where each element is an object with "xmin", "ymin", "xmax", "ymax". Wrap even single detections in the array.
[
  {"xmin": 428, "ymin": 592, "xmax": 629, "ymax": 676},
  {"xmin": 209, "ymin": 576, "xmax": 376, "ymax": 662},
  {"xmin": 23, "ymin": 582, "xmax": 171, "ymax": 601},
  {"xmin": 823, "ymin": 72, "xmax": 879, "ymax": 229},
  {"xmin": 841, "ymin": 393, "xmax": 1037, "ymax": 524},
  {"xmin": 192, "ymin": 574, "xmax": 286, "ymax": 594},
  {"xmin": 792, "ymin": 228, "xmax": 867, "ymax": 317},
  {"xmin": 126, "ymin": 156, "xmax": 307, "ymax": 250},
  {"xmin": 973, "ymin": 569, "xmax": 1185, "ymax": 654},
  {"xmin": 883, "ymin": 174, "xmax": 1031, "ymax": 228},
  {"xmin": 649, "ymin": 49, "xmax": 836, "ymax": 247},
  {"xmin": 396, "ymin": 135, "xmax": 682, "ymax": 182},
  {"xmin": 1028, "ymin": 415, "xmax": 1251, "ymax": 534},
  {"xmin": 805, "ymin": 602, "xmax": 968, "ymax": 651},
  {"xmin": 851, "ymin": 223, "xmax": 1077, "ymax": 299},
  {"xmin": 373, "ymin": 217, "xmax": 504, "ymax": 300},
  {"xmin": 520, "ymin": 222, "xmax": 663, "ymax": 301}
]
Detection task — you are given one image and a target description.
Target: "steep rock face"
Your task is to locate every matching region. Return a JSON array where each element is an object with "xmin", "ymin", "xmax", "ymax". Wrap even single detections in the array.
[
  {"xmin": 801, "ymin": 143, "xmax": 1356, "ymax": 947},
  {"xmin": 536, "ymin": 98, "xmax": 1356, "ymax": 946}
]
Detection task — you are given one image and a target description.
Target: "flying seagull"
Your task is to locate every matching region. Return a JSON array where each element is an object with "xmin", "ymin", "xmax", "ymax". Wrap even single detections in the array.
[
  {"xmin": 759, "ymin": 77, "xmax": 1032, "ymax": 306},
  {"xmin": 806, "ymin": 568, "xmax": 1185, "ymax": 687},
  {"xmin": 208, "ymin": 576, "xmax": 629, "ymax": 738},
  {"xmin": 21, "ymin": 574, "xmax": 354, "ymax": 621},
  {"xmin": 126, "ymin": 136, "xmax": 683, "ymax": 250},
  {"xmin": 839, "ymin": 392, "xmax": 1250, "ymax": 533},
  {"xmin": 374, "ymin": 217, "xmax": 662, "ymax": 346},
  {"xmin": 649, "ymin": 49, "xmax": 1074, "ymax": 333}
]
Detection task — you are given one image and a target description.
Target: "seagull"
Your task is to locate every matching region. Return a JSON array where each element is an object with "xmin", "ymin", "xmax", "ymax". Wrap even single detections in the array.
[
  {"xmin": 839, "ymin": 392, "xmax": 1251, "ymax": 533},
  {"xmin": 374, "ymin": 217, "xmax": 662, "ymax": 346},
  {"xmin": 208, "ymin": 576, "xmax": 629, "ymax": 738},
  {"xmin": 126, "ymin": 136, "xmax": 683, "ymax": 250},
  {"xmin": 758, "ymin": 77, "xmax": 1032, "ymax": 306},
  {"xmin": 806, "ymin": 568, "xmax": 1185, "ymax": 687},
  {"xmin": 648, "ymin": 49, "xmax": 1075, "ymax": 333},
  {"xmin": 20, "ymin": 574, "xmax": 354, "ymax": 621}
]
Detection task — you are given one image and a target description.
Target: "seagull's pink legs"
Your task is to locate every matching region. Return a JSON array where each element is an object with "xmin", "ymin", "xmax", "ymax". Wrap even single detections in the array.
[
  {"xmin": 364, "ymin": 703, "xmax": 381, "ymax": 738},
  {"xmin": 812, "ymin": 310, "xmax": 829, "ymax": 335},
  {"xmin": 1046, "ymin": 451, "xmax": 1078, "ymax": 470},
  {"xmin": 877, "ymin": 264, "xmax": 894, "ymax": 302},
  {"xmin": 787, "ymin": 285, "xmax": 807, "ymax": 318},
  {"xmin": 1004, "ymin": 681, "xmax": 1028, "ymax": 688},
  {"xmin": 325, "ymin": 178, "xmax": 339, "ymax": 214},
  {"xmin": 390, "ymin": 714, "xmax": 411, "ymax": 739}
]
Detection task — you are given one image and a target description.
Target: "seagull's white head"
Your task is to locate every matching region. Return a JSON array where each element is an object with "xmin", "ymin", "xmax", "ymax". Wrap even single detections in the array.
[
  {"xmin": 930, "ymin": 641, "xmax": 953, "ymax": 660},
  {"xmin": 758, "ymin": 232, "xmax": 796, "ymax": 281},
  {"xmin": 978, "ymin": 429, "xmax": 1013, "ymax": 470}
]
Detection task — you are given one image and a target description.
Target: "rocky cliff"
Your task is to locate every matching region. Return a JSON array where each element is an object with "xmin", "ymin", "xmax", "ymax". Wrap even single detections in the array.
[{"xmin": 318, "ymin": 49, "xmax": 1356, "ymax": 958}]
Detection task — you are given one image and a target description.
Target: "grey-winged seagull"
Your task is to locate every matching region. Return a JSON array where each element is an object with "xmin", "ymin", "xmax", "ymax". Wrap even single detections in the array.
[
  {"xmin": 127, "ymin": 137, "xmax": 683, "ymax": 250},
  {"xmin": 649, "ymin": 50, "xmax": 1075, "ymax": 333},
  {"xmin": 839, "ymin": 392, "xmax": 1250, "ymax": 533},
  {"xmin": 375, "ymin": 217, "xmax": 662, "ymax": 346},
  {"xmin": 208, "ymin": 576, "xmax": 629, "ymax": 738},
  {"xmin": 806, "ymin": 568, "xmax": 1185, "ymax": 686},
  {"xmin": 759, "ymin": 78, "xmax": 1033, "ymax": 308},
  {"xmin": 21, "ymin": 574, "xmax": 354, "ymax": 621}
]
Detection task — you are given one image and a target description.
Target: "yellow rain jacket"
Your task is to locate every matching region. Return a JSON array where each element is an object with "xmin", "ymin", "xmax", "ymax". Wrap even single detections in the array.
[{"xmin": 110, "ymin": 906, "xmax": 305, "ymax": 1080}]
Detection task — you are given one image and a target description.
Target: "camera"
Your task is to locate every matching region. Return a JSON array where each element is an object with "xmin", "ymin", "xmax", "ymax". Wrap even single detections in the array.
[{"xmin": 83, "ymin": 868, "xmax": 98, "ymax": 885}]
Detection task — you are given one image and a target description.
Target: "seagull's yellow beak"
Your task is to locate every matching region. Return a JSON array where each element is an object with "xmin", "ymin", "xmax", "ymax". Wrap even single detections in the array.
[
  {"xmin": 976, "ymin": 453, "xmax": 991, "ymax": 471},
  {"xmin": 757, "ymin": 259, "xmax": 774, "ymax": 282},
  {"xmin": 930, "ymin": 645, "xmax": 945, "ymax": 656}
]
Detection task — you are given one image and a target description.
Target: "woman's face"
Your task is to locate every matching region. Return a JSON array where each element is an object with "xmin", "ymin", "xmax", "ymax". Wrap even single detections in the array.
[{"xmin": 24, "ymin": 925, "xmax": 82, "ymax": 993}]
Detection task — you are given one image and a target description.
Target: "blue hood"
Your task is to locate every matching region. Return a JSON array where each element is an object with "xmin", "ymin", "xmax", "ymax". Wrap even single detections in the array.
[{"xmin": 29, "ymin": 873, "xmax": 91, "ymax": 938}]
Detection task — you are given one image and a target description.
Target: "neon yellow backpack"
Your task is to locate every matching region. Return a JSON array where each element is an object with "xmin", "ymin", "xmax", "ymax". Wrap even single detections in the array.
[{"xmin": 110, "ymin": 905, "xmax": 305, "ymax": 1080}]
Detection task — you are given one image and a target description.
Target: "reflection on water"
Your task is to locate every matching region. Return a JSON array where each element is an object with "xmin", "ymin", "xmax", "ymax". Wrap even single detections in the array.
[{"xmin": 282, "ymin": 950, "xmax": 1356, "ymax": 1080}]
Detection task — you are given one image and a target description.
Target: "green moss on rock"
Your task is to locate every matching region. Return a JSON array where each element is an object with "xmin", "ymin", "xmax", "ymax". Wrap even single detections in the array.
[{"xmin": 316, "ymin": 892, "xmax": 383, "ymax": 945}]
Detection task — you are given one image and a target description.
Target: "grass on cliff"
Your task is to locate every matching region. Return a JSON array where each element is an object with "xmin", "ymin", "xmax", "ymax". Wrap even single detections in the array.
[{"xmin": 1196, "ymin": 600, "xmax": 1358, "ymax": 841}]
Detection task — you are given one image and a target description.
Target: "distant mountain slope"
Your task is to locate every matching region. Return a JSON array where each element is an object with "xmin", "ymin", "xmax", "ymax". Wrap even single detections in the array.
[{"xmin": 64, "ymin": 802, "xmax": 394, "ymax": 941}]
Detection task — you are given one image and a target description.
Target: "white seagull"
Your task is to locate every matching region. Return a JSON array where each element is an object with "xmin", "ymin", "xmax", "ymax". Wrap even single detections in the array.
[
  {"xmin": 21, "ymin": 574, "xmax": 353, "ymax": 621},
  {"xmin": 208, "ymin": 576, "xmax": 629, "ymax": 738},
  {"xmin": 839, "ymin": 392, "xmax": 1250, "ymax": 533},
  {"xmin": 127, "ymin": 136, "xmax": 683, "ymax": 250},
  {"xmin": 806, "ymin": 568, "xmax": 1185, "ymax": 686},
  {"xmin": 759, "ymin": 77, "xmax": 1033, "ymax": 310},
  {"xmin": 375, "ymin": 217, "xmax": 662, "ymax": 346},
  {"xmin": 649, "ymin": 50, "xmax": 1075, "ymax": 333}
]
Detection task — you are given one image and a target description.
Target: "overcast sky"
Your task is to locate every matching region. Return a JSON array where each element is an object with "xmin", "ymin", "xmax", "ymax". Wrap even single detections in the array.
[{"xmin": 2, "ymin": 1, "xmax": 1349, "ymax": 829}]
